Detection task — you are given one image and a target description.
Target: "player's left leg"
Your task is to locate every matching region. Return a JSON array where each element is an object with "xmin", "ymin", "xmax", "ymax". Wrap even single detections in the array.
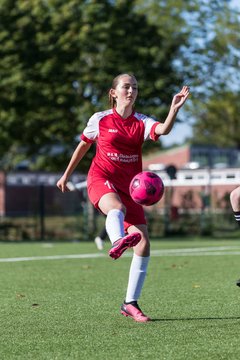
[
  {"xmin": 98, "ymin": 192, "xmax": 141, "ymax": 259},
  {"xmin": 121, "ymin": 224, "xmax": 151, "ymax": 322}
]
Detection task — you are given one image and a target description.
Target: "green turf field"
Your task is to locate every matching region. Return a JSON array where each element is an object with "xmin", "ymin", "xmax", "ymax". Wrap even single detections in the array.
[{"xmin": 1, "ymin": 238, "xmax": 240, "ymax": 359}]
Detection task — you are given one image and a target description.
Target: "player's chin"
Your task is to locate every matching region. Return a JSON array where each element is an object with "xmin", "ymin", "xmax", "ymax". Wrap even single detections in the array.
[{"xmin": 125, "ymin": 98, "xmax": 135, "ymax": 106}]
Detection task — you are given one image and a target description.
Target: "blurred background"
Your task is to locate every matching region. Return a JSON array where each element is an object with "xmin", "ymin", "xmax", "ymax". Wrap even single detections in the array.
[{"xmin": 0, "ymin": 0, "xmax": 239, "ymax": 242}]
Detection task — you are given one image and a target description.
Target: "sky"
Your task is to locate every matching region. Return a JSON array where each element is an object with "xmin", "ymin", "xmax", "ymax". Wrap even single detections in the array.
[
  {"xmin": 231, "ymin": 0, "xmax": 240, "ymax": 8},
  {"xmin": 161, "ymin": 120, "xmax": 192, "ymax": 147}
]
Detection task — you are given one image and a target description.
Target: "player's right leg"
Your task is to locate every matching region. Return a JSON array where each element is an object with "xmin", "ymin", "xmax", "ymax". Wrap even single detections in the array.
[
  {"xmin": 98, "ymin": 192, "xmax": 141, "ymax": 259},
  {"xmin": 108, "ymin": 232, "xmax": 141, "ymax": 260}
]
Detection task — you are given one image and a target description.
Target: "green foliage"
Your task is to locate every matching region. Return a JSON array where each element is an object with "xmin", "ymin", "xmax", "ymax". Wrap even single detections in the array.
[
  {"xmin": 179, "ymin": 0, "xmax": 240, "ymax": 92},
  {"xmin": 0, "ymin": 0, "xmax": 188, "ymax": 171},
  {"xmin": 191, "ymin": 90, "xmax": 240, "ymax": 147},
  {"xmin": 1, "ymin": 0, "xmax": 239, "ymax": 170},
  {"xmin": 178, "ymin": 0, "xmax": 240, "ymax": 148},
  {"xmin": 0, "ymin": 0, "xmax": 85, "ymax": 169}
]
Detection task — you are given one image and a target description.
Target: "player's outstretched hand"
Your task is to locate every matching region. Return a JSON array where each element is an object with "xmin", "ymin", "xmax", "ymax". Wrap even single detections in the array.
[
  {"xmin": 56, "ymin": 176, "xmax": 70, "ymax": 193},
  {"xmin": 171, "ymin": 86, "xmax": 190, "ymax": 110}
]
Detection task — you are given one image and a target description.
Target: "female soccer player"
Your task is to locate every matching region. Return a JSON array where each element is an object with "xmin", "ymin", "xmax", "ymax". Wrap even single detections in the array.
[{"xmin": 57, "ymin": 74, "xmax": 189, "ymax": 322}]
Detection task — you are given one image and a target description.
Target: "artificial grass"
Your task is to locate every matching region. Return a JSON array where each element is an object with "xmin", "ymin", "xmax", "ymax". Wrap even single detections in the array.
[{"xmin": 0, "ymin": 239, "xmax": 240, "ymax": 359}]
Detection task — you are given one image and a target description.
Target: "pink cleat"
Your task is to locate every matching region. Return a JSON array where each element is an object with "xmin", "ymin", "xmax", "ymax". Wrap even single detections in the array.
[
  {"xmin": 120, "ymin": 301, "xmax": 151, "ymax": 322},
  {"xmin": 109, "ymin": 232, "xmax": 141, "ymax": 260}
]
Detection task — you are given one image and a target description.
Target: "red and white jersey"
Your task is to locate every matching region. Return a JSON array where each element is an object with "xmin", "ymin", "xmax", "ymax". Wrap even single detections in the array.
[{"xmin": 81, "ymin": 108, "xmax": 160, "ymax": 193}]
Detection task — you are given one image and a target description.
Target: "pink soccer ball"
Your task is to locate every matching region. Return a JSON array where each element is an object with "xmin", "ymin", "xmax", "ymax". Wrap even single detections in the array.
[{"xmin": 129, "ymin": 171, "xmax": 164, "ymax": 206}]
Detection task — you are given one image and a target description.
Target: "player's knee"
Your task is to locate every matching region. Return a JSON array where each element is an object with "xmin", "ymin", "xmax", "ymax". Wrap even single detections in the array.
[
  {"xmin": 119, "ymin": 203, "xmax": 126, "ymax": 214},
  {"xmin": 135, "ymin": 235, "xmax": 150, "ymax": 256},
  {"xmin": 111, "ymin": 203, "xmax": 126, "ymax": 215}
]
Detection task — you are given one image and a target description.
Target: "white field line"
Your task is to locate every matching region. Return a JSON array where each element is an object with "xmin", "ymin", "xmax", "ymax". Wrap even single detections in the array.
[
  {"xmin": 1, "ymin": 246, "xmax": 240, "ymax": 263},
  {"xmin": 0, "ymin": 253, "xmax": 105, "ymax": 263},
  {"xmin": 154, "ymin": 246, "xmax": 240, "ymax": 253},
  {"xmin": 151, "ymin": 250, "xmax": 240, "ymax": 257}
]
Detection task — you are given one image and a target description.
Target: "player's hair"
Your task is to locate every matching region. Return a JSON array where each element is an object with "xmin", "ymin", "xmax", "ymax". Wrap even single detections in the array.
[{"xmin": 108, "ymin": 73, "xmax": 137, "ymax": 108}]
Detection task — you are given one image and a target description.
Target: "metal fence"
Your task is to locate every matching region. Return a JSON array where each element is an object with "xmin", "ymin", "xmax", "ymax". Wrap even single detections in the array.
[
  {"xmin": 0, "ymin": 181, "xmax": 238, "ymax": 242},
  {"xmin": 1, "ymin": 170, "xmax": 239, "ymax": 241}
]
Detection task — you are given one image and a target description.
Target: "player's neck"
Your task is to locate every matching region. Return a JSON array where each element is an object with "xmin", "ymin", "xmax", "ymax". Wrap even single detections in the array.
[{"xmin": 115, "ymin": 105, "xmax": 133, "ymax": 119}]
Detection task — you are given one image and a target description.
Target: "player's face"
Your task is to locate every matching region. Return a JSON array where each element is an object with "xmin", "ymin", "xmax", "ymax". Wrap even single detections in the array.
[{"xmin": 112, "ymin": 75, "xmax": 138, "ymax": 107}]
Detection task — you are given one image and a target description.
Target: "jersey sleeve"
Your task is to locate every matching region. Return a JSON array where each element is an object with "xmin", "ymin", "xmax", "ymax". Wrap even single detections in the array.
[
  {"xmin": 81, "ymin": 113, "xmax": 99, "ymax": 143},
  {"xmin": 136, "ymin": 113, "xmax": 161, "ymax": 141}
]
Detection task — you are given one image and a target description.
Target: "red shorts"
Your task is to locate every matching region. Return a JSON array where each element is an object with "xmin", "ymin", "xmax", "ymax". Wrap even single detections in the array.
[{"xmin": 87, "ymin": 175, "xmax": 146, "ymax": 231}]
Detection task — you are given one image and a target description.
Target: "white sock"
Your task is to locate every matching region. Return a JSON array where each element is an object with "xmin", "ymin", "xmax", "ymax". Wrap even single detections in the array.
[
  {"xmin": 105, "ymin": 209, "xmax": 125, "ymax": 244},
  {"xmin": 125, "ymin": 254, "xmax": 150, "ymax": 303}
]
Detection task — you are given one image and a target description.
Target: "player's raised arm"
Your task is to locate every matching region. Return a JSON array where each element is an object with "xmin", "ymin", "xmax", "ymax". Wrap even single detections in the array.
[
  {"xmin": 155, "ymin": 85, "xmax": 190, "ymax": 136},
  {"xmin": 56, "ymin": 140, "xmax": 91, "ymax": 193}
]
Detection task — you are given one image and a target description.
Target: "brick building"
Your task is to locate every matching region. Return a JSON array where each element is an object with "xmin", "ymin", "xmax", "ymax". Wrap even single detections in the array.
[{"xmin": 143, "ymin": 144, "xmax": 240, "ymax": 211}]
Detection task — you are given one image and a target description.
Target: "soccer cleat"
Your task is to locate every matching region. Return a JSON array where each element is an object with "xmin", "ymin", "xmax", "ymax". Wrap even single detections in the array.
[
  {"xmin": 120, "ymin": 301, "xmax": 150, "ymax": 322},
  {"xmin": 109, "ymin": 232, "xmax": 141, "ymax": 260},
  {"xmin": 236, "ymin": 279, "xmax": 240, "ymax": 287},
  {"xmin": 94, "ymin": 236, "xmax": 104, "ymax": 250}
]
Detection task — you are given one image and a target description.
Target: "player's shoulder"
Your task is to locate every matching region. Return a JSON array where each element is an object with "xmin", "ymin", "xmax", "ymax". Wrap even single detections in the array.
[
  {"xmin": 90, "ymin": 109, "xmax": 113, "ymax": 121},
  {"xmin": 134, "ymin": 111, "xmax": 152, "ymax": 121}
]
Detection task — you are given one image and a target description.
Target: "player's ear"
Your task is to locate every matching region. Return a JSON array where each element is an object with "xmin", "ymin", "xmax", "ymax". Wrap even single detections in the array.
[{"xmin": 109, "ymin": 88, "xmax": 117, "ymax": 98}]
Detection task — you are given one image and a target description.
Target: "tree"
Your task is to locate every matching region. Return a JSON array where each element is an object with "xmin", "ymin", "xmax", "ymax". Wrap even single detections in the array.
[
  {"xmin": 177, "ymin": 0, "xmax": 240, "ymax": 148},
  {"xmin": 0, "ymin": 0, "xmax": 85, "ymax": 170},
  {"xmin": 0, "ymin": 0, "xmax": 190, "ymax": 171},
  {"xmin": 191, "ymin": 90, "xmax": 240, "ymax": 147},
  {"xmin": 176, "ymin": 0, "xmax": 240, "ymax": 94}
]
